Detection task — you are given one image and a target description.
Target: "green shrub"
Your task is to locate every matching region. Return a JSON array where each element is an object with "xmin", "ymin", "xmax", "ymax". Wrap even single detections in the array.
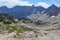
[{"xmin": 3, "ymin": 21, "xmax": 12, "ymax": 24}]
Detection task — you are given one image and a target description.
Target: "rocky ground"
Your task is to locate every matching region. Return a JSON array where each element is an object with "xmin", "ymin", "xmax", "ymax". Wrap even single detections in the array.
[
  {"xmin": 0, "ymin": 30, "xmax": 60, "ymax": 40},
  {"xmin": 0, "ymin": 20, "xmax": 60, "ymax": 40}
]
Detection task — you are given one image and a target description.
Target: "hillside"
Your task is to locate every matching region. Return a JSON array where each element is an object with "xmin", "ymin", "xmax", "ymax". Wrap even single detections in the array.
[{"xmin": 0, "ymin": 14, "xmax": 60, "ymax": 40}]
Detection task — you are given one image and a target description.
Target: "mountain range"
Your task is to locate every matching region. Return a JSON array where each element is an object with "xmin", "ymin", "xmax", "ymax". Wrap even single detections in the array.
[
  {"xmin": 0, "ymin": 4, "xmax": 60, "ymax": 23},
  {"xmin": 0, "ymin": 5, "xmax": 44, "ymax": 18}
]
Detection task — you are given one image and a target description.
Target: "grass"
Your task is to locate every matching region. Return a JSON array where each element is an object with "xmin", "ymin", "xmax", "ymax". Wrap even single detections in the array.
[
  {"xmin": 16, "ymin": 26, "xmax": 34, "ymax": 36},
  {"xmin": 0, "ymin": 23, "xmax": 34, "ymax": 36}
]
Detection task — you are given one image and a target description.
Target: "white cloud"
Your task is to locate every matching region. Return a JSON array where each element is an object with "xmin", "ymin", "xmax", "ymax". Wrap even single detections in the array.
[
  {"xmin": 0, "ymin": 0, "xmax": 51, "ymax": 8},
  {"xmin": 35, "ymin": 2, "xmax": 51, "ymax": 8},
  {"xmin": 0, "ymin": 0, "xmax": 32, "ymax": 8}
]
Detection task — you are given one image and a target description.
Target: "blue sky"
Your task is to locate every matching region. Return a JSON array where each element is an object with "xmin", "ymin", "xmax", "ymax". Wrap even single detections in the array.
[
  {"xmin": 22, "ymin": 0, "xmax": 60, "ymax": 6},
  {"xmin": 0, "ymin": 0, "xmax": 60, "ymax": 8},
  {"xmin": 22, "ymin": 0, "xmax": 51, "ymax": 4}
]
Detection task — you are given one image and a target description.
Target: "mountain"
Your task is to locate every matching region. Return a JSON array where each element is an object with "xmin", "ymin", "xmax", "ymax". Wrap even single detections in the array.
[
  {"xmin": 44, "ymin": 5, "xmax": 60, "ymax": 16},
  {"xmin": 10, "ymin": 5, "xmax": 45, "ymax": 18},
  {"xmin": 27, "ymin": 5, "xmax": 60, "ymax": 22},
  {"xmin": 58, "ymin": 7, "xmax": 60, "ymax": 12},
  {"xmin": 0, "ymin": 4, "xmax": 60, "ymax": 23},
  {"xmin": 0, "ymin": 6, "xmax": 10, "ymax": 13},
  {"xmin": 40, "ymin": 5, "xmax": 60, "ymax": 23},
  {"xmin": 0, "ymin": 5, "xmax": 45, "ymax": 18}
]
